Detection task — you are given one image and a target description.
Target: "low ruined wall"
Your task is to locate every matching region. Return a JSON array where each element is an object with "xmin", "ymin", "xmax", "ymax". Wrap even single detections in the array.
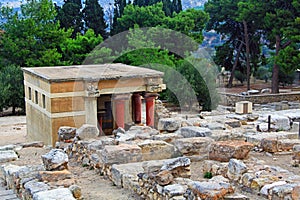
[{"xmin": 219, "ymin": 92, "xmax": 300, "ymax": 106}]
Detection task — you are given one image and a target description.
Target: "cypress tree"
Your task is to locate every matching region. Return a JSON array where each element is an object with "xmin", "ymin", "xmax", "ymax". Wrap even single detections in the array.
[
  {"xmin": 82, "ymin": 0, "xmax": 107, "ymax": 38},
  {"xmin": 111, "ymin": 0, "xmax": 127, "ymax": 35},
  {"xmin": 56, "ymin": 0, "xmax": 83, "ymax": 38}
]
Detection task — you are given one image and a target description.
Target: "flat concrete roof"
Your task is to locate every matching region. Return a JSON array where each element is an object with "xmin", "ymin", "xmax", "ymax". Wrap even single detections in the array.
[{"xmin": 22, "ymin": 64, "xmax": 164, "ymax": 82}]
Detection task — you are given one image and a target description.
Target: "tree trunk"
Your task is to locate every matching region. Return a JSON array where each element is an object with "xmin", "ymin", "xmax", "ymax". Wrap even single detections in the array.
[
  {"xmin": 243, "ymin": 20, "xmax": 251, "ymax": 91},
  {"xmin": 228, "ymin": 42, "xmax": 243, "ymax": 88},
  {"xmin": 12, "ymin": 106, "xmax": 16, "ymax": 115},
  {"xmin": 271, "ymin": 35, "xmax": 281, "ymax": 93}
]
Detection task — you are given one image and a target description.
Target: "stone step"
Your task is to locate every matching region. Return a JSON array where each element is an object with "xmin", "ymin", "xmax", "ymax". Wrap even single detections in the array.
[
  {"xmin": 0, "ymin": 178, "xmax": 20, "ymax": 200},
  {"xmin": 0, "ymin": 189, "xmax": 19, "ymax": 200}
]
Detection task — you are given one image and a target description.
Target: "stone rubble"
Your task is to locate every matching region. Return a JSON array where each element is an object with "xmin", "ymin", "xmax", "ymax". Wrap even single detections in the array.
[
  {"xmin": 2, "ymin": 101, "xmax": 300, "ymax": 199},
  {"xmin": 41, "ymin": 149, "xmax": 68, "ymax": 171}
]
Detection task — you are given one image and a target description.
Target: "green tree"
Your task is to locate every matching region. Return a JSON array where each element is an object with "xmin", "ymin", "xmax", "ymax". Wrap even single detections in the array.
[
  {"xmin": 205, "ymin": 0, "xmax": 263, "ymax": 89},
  {"xmin": 132, "ymin": 0, "xmax": 182, "ymax": 16},
  {"xmin": 111, "ymin": 26, "xmax": 218, "ymax": 110},
  {"xmin": 265, "ymin": 0, "xmax": 300, "ymax": 93},
  {"xmin": 111, "ymin": 0, "xmax": 127, "ymax": 35},
  {"xmin": 171, "ymin": 0, "xmax": 182, "ymax": 14},
  {"xmin": 82, "ymin": 0, "xmax": 107, "ymax": 38},
  {"xmin": 0, "ymin": 0, "xmax": 69, "ymax": 67},
  {"xmin": 0, "ymin": 65, "xmax": 24, "ymax": 114},
  {"xmin": 56, "ymin": 0, "xmax": 83, "ymax": 38},
  {"xmin": 61, "ymin": 29, "xmax": 103, "ymax": 65},
  {"xmin": 166, "ymin": 8, "xmax": 209, "ymax": 43},
  {"xmin": 116, "ymin": 3, "xmax": 166, "ymax": 33}
]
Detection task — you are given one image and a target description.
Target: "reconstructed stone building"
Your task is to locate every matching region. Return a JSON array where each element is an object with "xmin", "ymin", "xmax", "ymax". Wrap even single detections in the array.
[{"xmin": 23, "ymin": 64, "xmax": 165, "ymax": 145}]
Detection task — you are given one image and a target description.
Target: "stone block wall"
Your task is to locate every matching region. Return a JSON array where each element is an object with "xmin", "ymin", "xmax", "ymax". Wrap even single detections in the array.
[{"xmin": 219, "ymin": 92, "xmax": 300, "ymax": 106}]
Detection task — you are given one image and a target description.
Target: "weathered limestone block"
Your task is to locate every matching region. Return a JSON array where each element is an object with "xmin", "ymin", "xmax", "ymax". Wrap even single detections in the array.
[
  {"xmin": 271, "ymin": 115, "xmax": 291, "ymax": 131},
  {"xmin": 112, "ymin": 127, "xmax": 126, "ymax": 136},
  {"xmin": 225, "ymin": 119, "xmax": 241, "ymax": 128},
  {"xmin": 122, "ymin": 173, "xmax": 140, "ymax": 191},
  {"xmin": 115, "ymin": 132, "xmax": 136, "ymax": 142},
  {"xmin": 0, "ymin": 145, "xmax": 17, "ymax": 151},
  {"xmin": 111, "ymin": 162, "xmax": 143, "ymax": 187},
  {"xmin": 161, "ymin": 157, "xmax": 191, "ymax": 171},
  {"xmin": 76, "ymin": 124, "xmax": 99, "ymax": 140},
  {"xmin": 127, "ymin": 126, "xmax": 159, "ymax": 136},
  {"xmin": 33, "ymin": 188, "xmax": 76, "ymax": 200},
  {"xmin": 160, "ymin": 157, "xmax": 191, "ymax": 178},
  {"xmin": 41, "ymin": 149, "xmax": 68, "ymax": 171},
  {"xmin": 280, "ymin": 139, "xmax": 300, "ymax": 151},
  {"xmin": 227, "ymin": 159, "xmax": 248, "ymax": 181},
  {"xmin": 58, "ymin": 126, "xmax": 77, "ymax": 141},
  {"xmin": 137, "ymin": 140, "xmax": 181, "ymax": 161},
  {"xmin": 69, "ymin": 185, "xmax": 82, "ymax": 199},
  {"xmin": 293, "ymin": 144, "xmax": 300, "ymax": 161},
  {"xmin": 292, "ymin": 185, "xmax": 300, "ymax": 200},
  {"xmin": 247, "ymin": 114, "xmax": 259, "ymax": 121},
  {"xmin": 0, "ymin": 150, "xmax": 18, "ymax": 163},
  {"xmin": 257, "ymin": 123, "xmax": 276, "ymax": 132},
  {"xmin": 224, "ymin": 193, "xmax": 250, "ymax": 200},
  {"xmin": 152, "ymin": 133, "xmax": 183, "ymax": 143},
  {"xmin": 261, "ymin": 138, "xmax": 279, "ymax": 153},
  {"xmin": 260, "ymin": 181, "xmax": 287, "ymax": 197},
  {"xmin": 270, "ymin": 183, "xmax": 296, "ymax": 200},
  {"xmin": 290, "ymin": 121, "xmax": 299, "ymax": 132},
  {"xmin": 13, "ymin": 165, "xmax": 45, "ymax": 193},
  {"xmin": 257, "ymin": 115, "xmax": 291, "ymax": 131},
  {"xmin": 209, "ymin": 141, "xmax": 253, "ymax": 162},
  {"xmin": 100, "ymin": 144, "xmax": 142, "ymax": 165},
  {"xmin": 177, "ymin": 126, "xmax": 212, "ymax": 138},
  {"xmin": 1, "ymin": 164, "xmax": 26, "ymax": 190},
  {"xmin": 185, "ymin": 117, "xmax": 202, "ymax": 127},
  {"xmin": 87, "ymin": 137, "xmax": 116, "ymax": 152},
  {"xmin": 24, "ymin": 180, "xmax": 50, "ymax": 198},
  {"xmin": 163, "ymin": 184, "xmax": 188, "ymax": 198},
  {"xmin": 142, "ymin": 159, "xmax": 173, "ymax": 174},
  {"xmin": 155, "ymin": 170, "xmax": 174, "ymax": 186},
  {"xmin": 250, "ymin": 178, "xmax": 271, "ymax": 191},
  {"xmin": 116, "ymin": 126, "xmax": 159, "ymax": 142},
  {"xmin": 37, "ymin": 169, "xmax": 72, "ymax": 182},
  {"xmin": 189, "ymin": 180, "xmax": 234, "ymax": 199},
  {"xmin": 201, "ymin": 122, "xmax": 225, "ymax": 130},
  {"xmin": 158, "ymin": 118, "xmax": 181, "ymax": 132},
  {"xmin": 173, "ymin": 177, "xmax": 194, "ymax": 186},
  {"xmin": 173, "ymin": 137, "xmax": 213, "ymax": 156},
  {"xmin": 202, "ymin": 160, "xmax": 228, "ymax": 177},
  {"xmin": 241, "ymin": 173, "xmax": 255, "ymax": 188},
  {"xmin": 210, "ymin": 175, "xmax": 230, "ymax": 183}
]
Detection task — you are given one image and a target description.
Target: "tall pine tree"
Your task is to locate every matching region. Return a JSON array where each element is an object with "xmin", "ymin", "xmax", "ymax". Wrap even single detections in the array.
[
  {"xmin": 82, "ymin": 0, "xmax": 107, "ymax": 38},
  {"xmin": 171, "ymin": 0, "xmax": 182, "ymax": 14},
  {"xmin": 132, "ymin": 0, "xmax": 182, "ymax": 16},
  {"xmin": 56, "ymin": 0, "xmax": 83, "ymax": 38},
  {"xmin": 111, "ymin": 0, "xmax": 127, "ymax": 35}
]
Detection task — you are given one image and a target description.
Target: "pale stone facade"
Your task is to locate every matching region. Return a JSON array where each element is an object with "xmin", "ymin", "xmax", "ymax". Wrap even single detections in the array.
[{"xmin": 23, "ymin": 64, "xmax": 165, "ymax": 145}]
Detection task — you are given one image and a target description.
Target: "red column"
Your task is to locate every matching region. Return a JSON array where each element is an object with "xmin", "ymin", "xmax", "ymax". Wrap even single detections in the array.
[
  {"xmin": 133, "ymin": 93, "xmax": 142, "ymax": 124},
  {"xmin": 145, "ymin": 94, "xmax": 157, "ymax": 127},
  {"xmin": 114, "ymin": 98, "xmax": 126, "ymax": 129}
]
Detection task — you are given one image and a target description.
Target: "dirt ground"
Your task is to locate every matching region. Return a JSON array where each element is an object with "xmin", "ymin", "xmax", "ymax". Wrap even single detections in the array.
[
  {"xmin": 0, "ymin": 116, "xmax": 141, "ymax": 200},
  {"xmin": 0, "ymin": 116, "xmax": 299, "ymax": 199}
]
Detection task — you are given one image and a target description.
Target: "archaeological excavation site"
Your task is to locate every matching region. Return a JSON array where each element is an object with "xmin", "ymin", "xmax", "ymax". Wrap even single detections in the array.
[{"xmin": 0, "ymin": 64, "xmax": 299, "ymax": 200}]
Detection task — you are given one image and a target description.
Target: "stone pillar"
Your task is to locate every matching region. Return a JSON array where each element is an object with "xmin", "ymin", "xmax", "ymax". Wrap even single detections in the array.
[
  {"xmin": 133, "ymin": 93, "xmax": 142, "ymax": 124},
  {"xmin": 113, "ymin": 94, "xmax": 130, "ymax": 129},
  {"xmin": 145, "ymin": 93, "xmax": 157, "ymax": 127},
  {"xmin": 85, "ymin": 97, "xmax": 98, "ymax": 127}
]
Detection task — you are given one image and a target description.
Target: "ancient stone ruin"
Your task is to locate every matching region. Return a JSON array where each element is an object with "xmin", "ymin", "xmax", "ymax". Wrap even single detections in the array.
[{"xmin": 0, "ymin": 100, "xmax": 300, "ymax": 199}]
